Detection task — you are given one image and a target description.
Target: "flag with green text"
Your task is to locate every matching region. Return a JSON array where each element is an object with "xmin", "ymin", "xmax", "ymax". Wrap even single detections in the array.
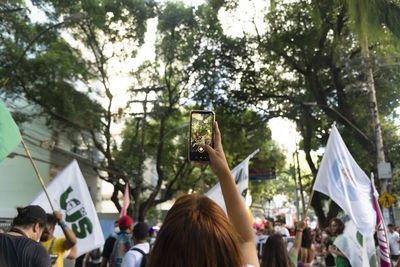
[
  {"xmin": 0, "ymin": 99, "xmax": 21, "ymax": 162},
  {"xmin": 31, "ymin": 160, "xmax": 104, "ymax": 257}
]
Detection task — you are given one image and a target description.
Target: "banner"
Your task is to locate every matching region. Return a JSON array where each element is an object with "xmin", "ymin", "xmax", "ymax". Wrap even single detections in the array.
[
  {"xmin": 313, "ymin": 124, "xmax": 376, "ymax": 236},
  {"xmin": 0, "ymin": 99, "xmax": 21, "ymax": 162},
  {"xmin": 31, "ymin": 160, "xmax": 104, "ymax": 256},
  {"xmin": 371, "ymin": 180, "xmax": 391, "ymax": 267},
  {"xmin": 120, "ymin": 183, "xmax": 130, "ymax": 218},
  {"xmin": 206, "ymin": 149, "xmax": 259, "ymax": 214},
  {"xmin": 334, "ymin": 219, "xmax": 377, "ymax": 267}
]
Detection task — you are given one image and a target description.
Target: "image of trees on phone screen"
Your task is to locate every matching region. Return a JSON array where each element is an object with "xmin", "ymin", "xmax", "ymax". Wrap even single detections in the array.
[{"xmin": 190, "ymin": 112, "xmax": 213, "ymax": 160}]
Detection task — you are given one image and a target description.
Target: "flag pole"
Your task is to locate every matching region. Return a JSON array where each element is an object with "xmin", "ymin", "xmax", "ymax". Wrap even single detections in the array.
[
  {"xmin": 21, "ymin": 138, "xmax": 55, "ymax": 211},
  {"xmin": 303, "ymin": 189, "xmax": 315, "ymax": 221}
]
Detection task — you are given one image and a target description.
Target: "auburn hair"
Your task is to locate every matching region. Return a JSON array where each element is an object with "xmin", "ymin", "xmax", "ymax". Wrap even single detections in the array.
[
  {"xmin": 147, "ymin": 194, "xmax": 243, "ymax": 267},
  {"xmin": 261, "ymin": 234, "xmax": 295, "ymax": 267},
  {"xmin": 330, "ymin": 218, "xmax": 345, "ymax": 235}
]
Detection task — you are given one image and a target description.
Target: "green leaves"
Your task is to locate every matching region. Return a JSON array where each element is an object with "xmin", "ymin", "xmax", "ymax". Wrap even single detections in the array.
[{"xmin": 345, "ymin": 0, "xmax": 400, "ymax": 45}]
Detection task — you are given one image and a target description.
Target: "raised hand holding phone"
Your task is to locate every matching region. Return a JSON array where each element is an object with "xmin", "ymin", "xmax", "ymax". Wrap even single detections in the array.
[
  {"xmin": 189, "ymin": 110, "xmax": 214, "ymax": 161},
  {"xmin": 195, "ymin": 121, "xmax": 230, "ymax": 177},
  {"xmin": 195, "ymin": 121, "xmax": 260, "ymax": 267}
]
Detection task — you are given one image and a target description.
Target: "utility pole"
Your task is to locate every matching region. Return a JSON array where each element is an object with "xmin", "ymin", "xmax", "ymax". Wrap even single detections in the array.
[
  {"xmin": 363, "ymin": 38, "xmax": 394, "ymax": 224},
  {"xmin": 128, "ymin": 86, "xmax": 164, "ymax": 221},
  {"xmin": 295, "ymin": 148, "xmax": 306, "ymax": 218}
]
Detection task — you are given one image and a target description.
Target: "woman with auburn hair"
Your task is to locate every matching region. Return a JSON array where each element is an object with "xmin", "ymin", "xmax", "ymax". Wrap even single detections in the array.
[
  {"xmin": 147, "ymin": 121, "xmax": 259, "ymax": 267},
  {"xmin": 326, "ymin": 218, "xmax": 351, "ymax": 267},
  {"xmin": 261, "ymin": 220, "xmax": 307, "ymax": 267}
]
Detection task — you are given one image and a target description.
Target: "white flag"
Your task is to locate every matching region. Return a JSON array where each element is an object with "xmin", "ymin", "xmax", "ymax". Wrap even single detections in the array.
[
  {"xmin": 334, "ymin": 219, "xmax": 377, "ymax": 267},
  {"xmin": 313, "ymin": 124, "xmax": 376, "ymax": 236},
  {"xmin": 206, "ymin": 149, "xmax": 259, "ymax": 214},
  {"xmin": 31, "ymin": 160, "xmax": 104, "ymax": 257}
]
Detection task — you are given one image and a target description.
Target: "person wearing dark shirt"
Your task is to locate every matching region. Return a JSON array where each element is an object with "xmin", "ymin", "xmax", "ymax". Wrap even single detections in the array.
[
  {"xmin": 101, "ymin": 220, "xmax": 119, "ymax": 267},
  {"xmin": 102, "ymin": 235, "xmax": 117, "ymax": 266},
  {"xmin": 0, "ymin": 205, "xmax": 51, "ymax": 267}
]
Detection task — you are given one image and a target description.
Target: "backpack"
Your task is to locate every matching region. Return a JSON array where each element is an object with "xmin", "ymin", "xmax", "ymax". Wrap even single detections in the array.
[
  {"xmin": 131, "ymin": 247, "xmax": 148, "ymax": 267},
  {"xmin": 88, "ymin": 248, "xmax": 102, "ymax": 264},
  {"xmin": 109, "ymin": 233, "xmax": 134, "ymax": 267}
]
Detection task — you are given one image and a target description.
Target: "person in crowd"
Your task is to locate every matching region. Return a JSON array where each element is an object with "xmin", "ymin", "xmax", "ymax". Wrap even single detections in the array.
[
  {"xmin": 312, "ymin": 230, "xmax": 325, "ymax": 266},
  {"xmin": 388, "ymin": 223, "xmax": 400, "ymax": 265},
  {"xmin": 297, "ymin": 226, "xmax": 315, "ymax": 266},
  {"xmin": 75, "ymin": 253, "xmax": 86, "ymax": 267},
  {"xmin": 147, "ymin": 122, "xmax": 259, "ymax": 267},
  {"xmin": 101, "ymin": 220, "xmax": 119, "ymax": 267},
  {"xmin": 122, "ymin": 222, "xmax": 149, "ymax": 267},
  {"xmin": 326, "ymin": 218, "xmax": 350, "ymax": 267},
  {"xmin": 266, "ymin": 218, "xmax": 275, "ymax": 235},
  {"xmin": 395, "ymin": 226, "xmax": 400, "ymax": 234},
  {"xmin": 40, "ymin": 211, "xmax": 77, "ymax": 267},
  {"xmin": 0, "ymin": 205, "xmax": 51, "ymax": 267},
  {"xmin": 74, "ymin": 247, "xmax": 102, "ymax": 267},
  {"xmin": 108, "ymin": 216, "xmax": 135, "ymax": 267},
  {"xmin": 274, "ymin": 219, "xmax": 290, "ymax": 239},
  {"xmin": 261, "ymin": 220, "xmax": 307, "ymax": 267},
  {"xmin": 256, "ymin": 225, "xmax": 268, "ymax": 262},
  {"xmin": 148, "ymin": 226, "xmax": 159, "ymax": 250},
  {"xmin": 85, "ymin": 248, "xmax": 103, "ymax": 267},
  {"xmin": 322, "ymin": 227, "xmax": 335, "ymax": 267}
]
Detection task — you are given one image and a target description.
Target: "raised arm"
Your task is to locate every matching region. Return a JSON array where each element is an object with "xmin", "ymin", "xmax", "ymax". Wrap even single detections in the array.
[
  {"xmin": 66, "ymin": 245, "xmax": 77, "ymax": 259},
  {"xmin": 53, "ymin": 211, "xmax": 77, "ymax": 250},
  {"xmin": 289, "ymin": 220, "xmax": 306, "ymax": 259},
  {"xmin": 201, "ymin": 121, "xmax": 259, "ymax": 267}
]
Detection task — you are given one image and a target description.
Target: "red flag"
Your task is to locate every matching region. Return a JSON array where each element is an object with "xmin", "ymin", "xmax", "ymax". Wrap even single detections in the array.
[
  {"xmin": 372, "ymin": 183, "xmax": 391, "ymax": 267},
  {"xmin": 120, "ymin": 183, "xmax": 130, "ymax": 218}
]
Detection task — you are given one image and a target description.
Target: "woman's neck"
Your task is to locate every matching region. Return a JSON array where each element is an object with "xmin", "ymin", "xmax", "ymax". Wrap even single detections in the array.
[{"xmin": 8, "ymin": 227, "xmax": 31, "ymax": 239}]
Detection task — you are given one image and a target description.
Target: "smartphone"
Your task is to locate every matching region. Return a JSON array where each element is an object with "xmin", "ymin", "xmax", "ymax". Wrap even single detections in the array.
[
  {"xmin": 50, "ymin": 254, "xmax": 59, "ymax": 265},
  {"xmin": 189, "ymin": 110, "xmax": 215, "ymax": 161}
]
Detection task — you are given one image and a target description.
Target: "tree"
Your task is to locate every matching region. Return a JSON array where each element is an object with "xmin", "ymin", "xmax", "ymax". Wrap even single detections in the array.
[
  {"xmin": 29, "ymin": 0, "xmax": 231, "ymax": 221},
  {"xmin": 205, "ymin": 0, "xmax": 400, "ymax": 226},
  {"xmin": 1, "ymin": 0, "xmax": 157, "ymax": 218},
  {"xmin": 120, "ymin": 0, "xmax": 284, "ymax": 221},
  {"xmin": 1, "ymin": 0, "xmax": 238, "ymax": 221},
  {"xmin": 0, "ymin": 0, "xmax": 104, "ymax": 126}
]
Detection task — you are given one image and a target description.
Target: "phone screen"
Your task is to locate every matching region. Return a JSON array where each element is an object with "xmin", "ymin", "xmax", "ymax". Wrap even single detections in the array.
[{"xmin": 189, "ymin": 110, "xmax": 214, "ymax": 161}]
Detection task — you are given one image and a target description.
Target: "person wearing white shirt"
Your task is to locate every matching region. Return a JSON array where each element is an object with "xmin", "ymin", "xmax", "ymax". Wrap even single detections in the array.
[
  {"xmin": 255, "ymin": 227, "xmax": 268, "ymax": 260},
  {"xmin": 274, "ymin": 219, "xmax": 290, "ymax": 239},
  {"xmin": 122, "ymin": 222, "xmax": 150, "ymax": 267},
  {"xmin": 388, "ymin": 224, "xmax": 400, "ymax": 265}
]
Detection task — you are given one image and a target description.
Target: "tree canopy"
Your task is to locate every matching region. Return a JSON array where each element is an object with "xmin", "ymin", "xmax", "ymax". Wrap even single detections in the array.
[
  {"xmin": 1, "ymin": 0, "xmax": 399, "ymax": 225},
  {"xmin": 207, "ymin": 0, "xmax": 400, "ymax": 226}
]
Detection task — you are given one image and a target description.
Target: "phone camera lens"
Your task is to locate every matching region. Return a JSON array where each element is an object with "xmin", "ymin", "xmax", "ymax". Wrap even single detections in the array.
[{"xmin": 198, "ymin": 146, "xmax": 204, "ymax": 153}]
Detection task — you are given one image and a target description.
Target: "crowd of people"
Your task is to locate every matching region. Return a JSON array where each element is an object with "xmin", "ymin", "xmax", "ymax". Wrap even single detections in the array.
[
  {"xmin": 0, "ymin": 122, "xmax": 400, "ymax": 267},
  {"xmin": 254, "ymin": 216, "xmax": 400, "ymax": 267},
  {"xmin": 254, "ymin": 217, "xmax": 350, "ymax": 267}
]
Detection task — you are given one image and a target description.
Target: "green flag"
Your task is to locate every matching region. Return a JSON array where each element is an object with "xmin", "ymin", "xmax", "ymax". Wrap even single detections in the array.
[{"xmin": 0, "ymin": 99, "xmax": 21, "ymax": 162}]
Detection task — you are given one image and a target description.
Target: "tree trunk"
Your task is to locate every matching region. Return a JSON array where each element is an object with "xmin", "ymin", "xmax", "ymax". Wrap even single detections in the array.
[
  {"xmin": 137, "ymin": 115, "xmax": 167, "ymax": 222},
  {"xmin": 132, "ymin": 93, "xmax": 149, "ymax": 221}
]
